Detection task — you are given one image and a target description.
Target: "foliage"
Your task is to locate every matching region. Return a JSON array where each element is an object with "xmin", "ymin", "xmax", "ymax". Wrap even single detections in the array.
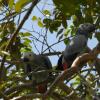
[{"xmin": 0, "ymin": 0, "xmax": 100, "ymax": 100}]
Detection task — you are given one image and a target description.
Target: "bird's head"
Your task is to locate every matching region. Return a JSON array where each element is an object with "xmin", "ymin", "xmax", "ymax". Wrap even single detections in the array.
[
  {"xmin": 77, "ymin": 23, "xmax": 95, "ymax": 36},
  {"xmin": 22, "ymin": 52, "xmax": 35, "ymax": 62}
]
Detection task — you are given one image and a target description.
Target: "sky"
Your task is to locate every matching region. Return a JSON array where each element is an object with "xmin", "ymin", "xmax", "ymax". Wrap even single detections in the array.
[
  {"xmin": 20, "ymin": 0, "xmax": 65, "ymax": 66},
  {"xmin": 20, "ymin": 0, "xmax": 98, "ymax": 66}
]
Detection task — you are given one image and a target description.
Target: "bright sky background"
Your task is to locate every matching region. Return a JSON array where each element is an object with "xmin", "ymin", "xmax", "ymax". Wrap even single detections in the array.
[{"xmin": 20, "ymin": 0, "xmax": 98, "ymax": 66}]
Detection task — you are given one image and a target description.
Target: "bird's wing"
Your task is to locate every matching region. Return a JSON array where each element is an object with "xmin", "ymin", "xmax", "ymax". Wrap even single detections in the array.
[
  {"xmin": 33, "ymin": 55, "xmax": 52, "ymax": 69},
  {"xmin": 63, "ymin": 35, "xmax": 87, "ymax": 58},
  {"xmin": 42, "ymin": 56, "xmax": 52, "ymax": 69}
]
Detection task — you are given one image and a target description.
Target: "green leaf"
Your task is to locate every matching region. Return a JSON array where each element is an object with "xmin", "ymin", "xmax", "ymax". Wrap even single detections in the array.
[
  {"xmin": 23, "ymin": 32, "xmax": 32, "ymax": 37},
  {"xmin": 72, "ymin": 81, "xmax": 80, "ymax": 87},
  {"xmin": 72, "ymin": 15, "xmax": 77, "ymax": 22},
  {"xmin": 95, "ymin": 32, "xmax": 100, "ymax": 41},
  {"xmin": 23, "ymin": 38, "xmax": 32, "ymax": 43},
  {"xmin": 38, "ymin": 20, "xmax": 44, "ymax": 27},
  {"xmin": 64, "ymin": 28, "xmax": 71, "ymax": 36},
  {"xmin": 0, "ymin": 51, "xmax": 10, "ymax": 56},
  {"xmin": 8, "ymin": 0, "xmax": 14, "ymax": 9},
  {"xmin": 19, "ymin": 32, "xmax": 32, "ymax": 37},
  {"xmin": 32, "ymin": 16, "xmax": 37, "ymax": 21},
  {"xmin": 15, "ymin": 0, "xmax": 31, "ymax": 12},
  {"xmin": 0, "ymin": 37, "xmax": 8, "ymax": 49},
  {"xmin": 42, "ymin": 10, "xmax": 51, "ymax": 16},
  {"xmin": 20, "ymin": 48, "xmax": 31, "ymax": 52},
  {"xmin": 64, "ymin": 39, "xmax": 69, "ymax": 45}
]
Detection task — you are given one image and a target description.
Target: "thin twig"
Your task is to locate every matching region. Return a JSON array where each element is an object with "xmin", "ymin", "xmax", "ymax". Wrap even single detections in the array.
[
  {"xmin": 42, "ymin": 36, "xmax": 72, "ymax": 53},
  {"xmin": 0, "ymin": 0, "xmax": 40, "ymax": 83},
  {"xmin": 43, "ymin": 43, "xmax": 100, "ymax": 98}
]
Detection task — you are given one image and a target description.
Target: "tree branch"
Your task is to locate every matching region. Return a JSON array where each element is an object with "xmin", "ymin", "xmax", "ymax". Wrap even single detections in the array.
[
  {"xmin": 6, "ymin": 0, "xmax": 40, "ymax": 50},
  {"xmin": 43, "ymin": 43, "xmax": 100, "ymax": 98},
  {"xmin": 94, "ymin": 58, "xmax": 100, "ymax": 76},
  {"xmin": 58, "ymin": 82, "xmax": 80, "ymax": 100},
  {"xmin": 4, "ymin": 82, "xmax": 33, "ymax": 95},
  {"xmin": 0, "ymin": 0, "xmax": 40, "ymax": 82},
  {"xmin": 13, "ymin": 93, "xmax": 43, "ymax": 100}
]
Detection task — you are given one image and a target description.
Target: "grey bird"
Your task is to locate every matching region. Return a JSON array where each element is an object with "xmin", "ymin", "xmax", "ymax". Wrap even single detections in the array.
[
  {"xmin": 22, "ymin": 52, "xmax": 52, "ymax": 93},
  {"xmin": 57, "ymin": 23, "xmax": 95, "ymax": 70}
]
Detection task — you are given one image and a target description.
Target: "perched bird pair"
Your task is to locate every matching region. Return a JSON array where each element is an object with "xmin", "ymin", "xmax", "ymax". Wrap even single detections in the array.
[{"xmin": 22, "ymin": 23, "xmax": 95, "ymax": 93}]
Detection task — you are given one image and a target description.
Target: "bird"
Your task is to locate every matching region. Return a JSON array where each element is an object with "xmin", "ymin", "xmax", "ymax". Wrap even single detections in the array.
[
  {"xmin": 22, "ymin": 52, "xmax": 52, "ymax": 93},
  {"xmin": 57, "ymin": 23, "xmax": 95, "ymax": 70}
]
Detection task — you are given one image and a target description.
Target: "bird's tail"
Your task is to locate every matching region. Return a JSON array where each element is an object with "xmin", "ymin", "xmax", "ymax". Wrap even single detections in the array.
[{"xmin": 36, "ymin": 84, "xmax": 47, "ymax": 93}]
